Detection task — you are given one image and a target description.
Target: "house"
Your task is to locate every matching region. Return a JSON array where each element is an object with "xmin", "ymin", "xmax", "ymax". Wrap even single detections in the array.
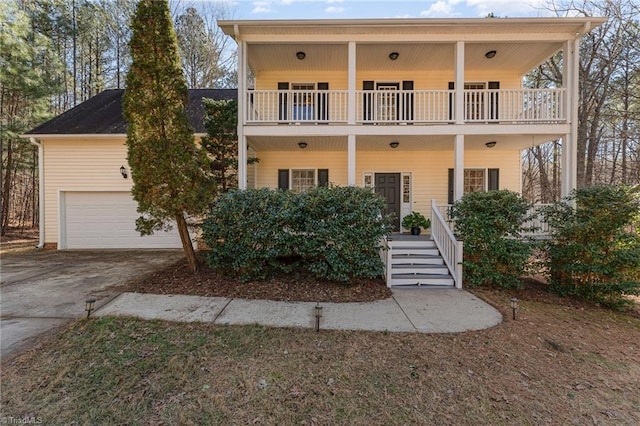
[
  {"xmin": 23, "ymin": 89, "xmax": 236, "ymax": 250},
  {"xmin": 218, "ymin": 17, "xmax": 605, "ymax": 287}
]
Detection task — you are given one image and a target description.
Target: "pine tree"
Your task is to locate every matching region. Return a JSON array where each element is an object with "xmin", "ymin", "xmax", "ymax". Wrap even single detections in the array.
[{"xmin": 122, "ymin": 0, "xmax": 213, "ymax": 272}]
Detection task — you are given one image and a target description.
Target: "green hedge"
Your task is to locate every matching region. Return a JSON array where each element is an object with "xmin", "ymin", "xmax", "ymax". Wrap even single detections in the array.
[
  {"xmin": 543, "ymin": 185, "xmax": 640, "ymax": 308},
  {"xmin": 450, "ymin": 190, "xmax": 534, "ymax": 288},
  {"xmin": 202, "ymin": 186, "xmax": 392, "ymax": 283}
]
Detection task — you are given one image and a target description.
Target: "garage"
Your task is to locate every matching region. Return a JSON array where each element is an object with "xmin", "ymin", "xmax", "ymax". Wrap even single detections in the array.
[{"xmin": 61, "ymin": 191, "xmax": 183, "ymax": 249}]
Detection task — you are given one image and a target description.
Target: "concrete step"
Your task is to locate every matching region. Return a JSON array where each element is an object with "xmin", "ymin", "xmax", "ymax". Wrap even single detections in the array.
[
  {"xmin": 391, "ymin": 254, "xmax": 444, "ymax": 265},
  {"xmin": 390, "ymin": 273, "xmax": 454, "ymax": 287},
  {"xmin": 391, "ymin": 264, "xmax": 449, "ymax": 275}
]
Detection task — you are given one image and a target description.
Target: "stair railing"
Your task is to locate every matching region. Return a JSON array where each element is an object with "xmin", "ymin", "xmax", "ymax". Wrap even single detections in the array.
[{"xmin": 431, "ymin": 199, "xmax": 463, "ymax": 288}]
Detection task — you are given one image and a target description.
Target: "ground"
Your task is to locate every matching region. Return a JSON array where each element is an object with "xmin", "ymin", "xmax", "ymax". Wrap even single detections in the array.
[
  {"xmin": 2, "ymin": 233, "xmax": 639, "ymax": 423},
  {"xmin": 122, "ymin": 256, "xmax": 392, "ymax": 302},
  {"xmin": 1, "ymin": 284, "xmax": 638, "ymax": 424}
]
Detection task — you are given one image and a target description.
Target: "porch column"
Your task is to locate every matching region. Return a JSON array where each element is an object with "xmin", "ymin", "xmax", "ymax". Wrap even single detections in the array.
[
  {"xmin": 454, "ymin": 41, "xmax": 465, "ymax": 124},
  {"xmin": 347, "ymin": 134, "xmax": 356, "ymax": 186},
  {"xmin": 454, "ymin": 134, "xmax": 464, "ymax": 201},
  {"xmin": 237, "ymin": 39, "xmax": 247, "ymax": 189},
  {"xmin": 561, "ymin": 37, "xmax": 579, "ymax": 197},
  {"xmin": 347, "ymin": 41, "xmax": 356, "ymax": 124}
]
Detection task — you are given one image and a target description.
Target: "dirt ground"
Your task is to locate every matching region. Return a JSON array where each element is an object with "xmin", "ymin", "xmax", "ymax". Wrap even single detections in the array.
[{"xmin": 122, "ymin": 256, "xmax": 392, "ymax": 303}]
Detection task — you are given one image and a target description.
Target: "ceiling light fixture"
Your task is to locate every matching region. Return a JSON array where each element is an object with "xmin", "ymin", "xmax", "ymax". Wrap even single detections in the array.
[
  {"xmin": 298, "ymin": 141, "xmax": 308, "ymax": 149},
  {"xmin": 296, "ymin": 51, "xmax": 306, "ymax": 60},
  {"xmin": 485, "ymin": 50, "xmax": 497, "ymax": 59},
  {"xmin": 388, "ymin": 52, "xmax": 399, "ymax": 61},
  {"xmin": 389, "ymin": 141, "xmax": 400, "ymax": 149},
  {"xmin": 485, "ymin": 141, "xmax": 497, "ymax": 148}
]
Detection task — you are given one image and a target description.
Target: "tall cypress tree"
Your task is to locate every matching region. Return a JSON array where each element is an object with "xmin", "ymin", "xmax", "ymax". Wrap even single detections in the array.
[{"xmin": 123, "ymin": 0, "xmax": 212, "ymax": 271}]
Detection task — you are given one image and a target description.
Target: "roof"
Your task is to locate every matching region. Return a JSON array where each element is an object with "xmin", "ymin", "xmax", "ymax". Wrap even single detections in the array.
[
  {"xmin": 219, "ymin": 17, "xmax": 607, "ymax": 40},
  {"xmin": 25, "ymin": 89, "xmax": 237, "ymax": 136}
]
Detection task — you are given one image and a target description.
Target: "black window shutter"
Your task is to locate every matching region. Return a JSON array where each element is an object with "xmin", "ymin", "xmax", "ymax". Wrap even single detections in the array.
[
  {"xmin": 278, "ymin": 82, "xmax": 289, "ymax": 121},
  {"xmin": 488, "ymin": 168, "xmax": 499, "ymax": 191},
  {"xmin": 363, "ymin": 81, "xmax": 374, "ymax": 121},
  {"xmin": 448, "ymin": 168, "xmax": 454, "ymax": 204},
  {"xmin": 488, "ymin": 81, "xmax": 500, "ymax": 121},
  {"xmin": 317, "ymin": 82, "xmax": 329, "ymax": 121},
  {"xmin": 402, "ymin": 80, "xmax": 414, "ymax": 121},
  {"xmin": 318, "ymin": 169, "xmax": 329, "ymax": 187},
  {"xmin": 278, "ymin": 169, "xmax": 289, "ymax": 190},
  {"xmin": 448, "ymin": 82, "xmax": 455, "ymax": 121}
]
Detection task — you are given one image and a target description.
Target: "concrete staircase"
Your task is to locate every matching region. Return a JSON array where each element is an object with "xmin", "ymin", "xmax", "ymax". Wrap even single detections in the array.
[{"xmin": 386, "ymin": 237, "xmax": 454, "ymax": 288}]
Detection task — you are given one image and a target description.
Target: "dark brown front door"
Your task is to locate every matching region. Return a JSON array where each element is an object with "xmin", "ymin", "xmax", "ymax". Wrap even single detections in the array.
[{"xmin": 375, "ymin": 173, "xmax": 401, "ymax": 231}]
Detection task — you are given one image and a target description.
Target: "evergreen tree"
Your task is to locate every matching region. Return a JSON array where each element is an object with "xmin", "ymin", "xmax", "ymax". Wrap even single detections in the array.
[{"xmin": 122, "ymin": 0, "xmax": 213, "ymax": 272}]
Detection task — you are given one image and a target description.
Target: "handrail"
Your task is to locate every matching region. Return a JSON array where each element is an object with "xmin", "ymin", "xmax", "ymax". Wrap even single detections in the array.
[
  {"xmin": 245, "ymin": 88, "xmax": 566, "ymax": 124},
  {"xmin": 431, "ymin": 199, "xmax": 463, "ymax": 288}
]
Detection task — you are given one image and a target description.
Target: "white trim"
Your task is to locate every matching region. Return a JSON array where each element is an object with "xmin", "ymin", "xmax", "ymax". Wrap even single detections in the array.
[
  {"xmin": 454, "ymin": 134, "xmax": 464, "ymax": 201},
  {"xmin": 347, "ymin": 41, "xmax": 356, "ymax": 124},
  {"xmin": 347, "ymin": 134, "xmax": 356, "ymax": 185},
  {"xmin": 28, "ymin": 138, "xmax": 44, "ymax": 248},
  {"xmin": 455, "ymin": 41, "xmax": 465, "ymax": 124}
]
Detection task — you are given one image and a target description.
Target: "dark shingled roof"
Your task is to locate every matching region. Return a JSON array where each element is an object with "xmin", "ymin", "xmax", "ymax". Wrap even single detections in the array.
[{"xmin": 26, "ymin": 89, "xmax": 237, "ymax": 135}]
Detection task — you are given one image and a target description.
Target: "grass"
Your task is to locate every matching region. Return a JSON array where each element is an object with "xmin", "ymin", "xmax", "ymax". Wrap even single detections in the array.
[{"xmin": 1, "ymin": 289, "xmax": 639, "ymax": 425}]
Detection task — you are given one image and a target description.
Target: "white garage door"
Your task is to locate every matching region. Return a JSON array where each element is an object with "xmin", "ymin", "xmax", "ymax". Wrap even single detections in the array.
[{"xmin": 63, "ymin": 191, "xmax": 183, "ymax": 249}]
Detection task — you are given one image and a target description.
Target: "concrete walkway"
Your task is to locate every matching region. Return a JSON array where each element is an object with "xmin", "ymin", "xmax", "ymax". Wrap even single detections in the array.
[{"xmin": 96, "ymin": 288, "xmax": 503, "ymax": 333}]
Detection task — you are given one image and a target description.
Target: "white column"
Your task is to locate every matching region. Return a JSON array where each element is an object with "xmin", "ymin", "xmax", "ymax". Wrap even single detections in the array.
[
  {"xmin": 454, "ymin": 134, "xmax": 464, "ymax": 201},
  {"xmin": 454, "ymin": 41, "xmax": 465, "ymax": 124},
  {"xmin": 237, "ymin": 39, "xmax": 247, "ymax": 189},
  {"xmin": 562, "ymin": 37, "xmax": 579, "ymax": 197},
  {"xmin": 347, "ymin": 134, "xmax": 356, "ymax": 186},
  {"xmin": 347, "ymin": 41, "xmax": 356, "ymax": 124}
]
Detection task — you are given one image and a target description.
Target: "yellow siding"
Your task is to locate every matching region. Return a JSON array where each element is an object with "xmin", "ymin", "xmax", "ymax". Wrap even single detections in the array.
[
  {"xmin": 42, "ymin": 138, "xmax": 132, "ymax": 244},
  {"xmin": 255, "ymin": 148, "xmax": 520, "ymax": 217},
  {"xmin": 256, "ymin": 151, "xmax": 348, "ymax": 188},
  {"xmin": 255, "ymin": 70, "xmax": 522, "ymax": 91}
]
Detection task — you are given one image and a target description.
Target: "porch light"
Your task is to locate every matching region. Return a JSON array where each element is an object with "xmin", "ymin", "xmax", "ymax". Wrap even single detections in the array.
[
  {"xmin": 510, "ymin": 297, "xmax": 519, "ymax": 320},
  {"xmin": 315, "ymin": 303, "xmax": 323, "ymax": 332},
  {"xmin": 296, "ymin": 51, "xmax": 306, "ymax": 60},
  {"xmin": 388, "ymin": 52, "xmax": 399, "ymax": 60},
  {"xmin": 85, "ymin": 297, "xmax": 96, "ymax": 318},
  {"xmin": 389, "ymin": 141, "xmax": 400, "ymax": 149},
  {"xmin": 120, "ymin": 165, "xmax": 128, "ymax": 178},
  {"xmin": 485, "ymin": 141, "xmax": 497, "ymax": 148},
  {"xmin": 485, "ymin": 50, "xmax": 497, "ymax": 59},
  {"xmin": 298, "ymin": 141, "xmax": 308, "ymax": 149}
]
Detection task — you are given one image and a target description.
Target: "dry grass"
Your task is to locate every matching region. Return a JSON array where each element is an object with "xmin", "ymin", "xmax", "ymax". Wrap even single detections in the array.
[{"xmin": 1, "ymin": 287, "xmax": 639, "ymax": 425}]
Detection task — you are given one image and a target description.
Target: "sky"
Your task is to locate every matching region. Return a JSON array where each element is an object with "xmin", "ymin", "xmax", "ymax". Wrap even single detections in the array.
[{"xmin": 222, "ymin": 0, "xmax": 554, "ymax": 20}]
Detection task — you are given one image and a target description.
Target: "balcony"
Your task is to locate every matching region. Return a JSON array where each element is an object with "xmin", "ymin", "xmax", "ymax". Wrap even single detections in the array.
[{"xmin": 245, "ymin": 88, "xmax": 566, "ymax": 125}]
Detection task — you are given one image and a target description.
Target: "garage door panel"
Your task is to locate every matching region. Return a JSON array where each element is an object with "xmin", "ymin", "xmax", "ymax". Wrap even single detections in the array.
[{"xmin": 63, "ymin": 192, "xmax": 183, "ymax": 249}]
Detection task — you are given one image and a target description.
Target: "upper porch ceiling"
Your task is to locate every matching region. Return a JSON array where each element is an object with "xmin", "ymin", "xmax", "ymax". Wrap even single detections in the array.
[
  {"xmin": 247, "ymin": 41, "xmax": 562, "ymax": 75},
  {"xmin": 222, "ymin": 17, "xmax": 605, "ymax": 76}
]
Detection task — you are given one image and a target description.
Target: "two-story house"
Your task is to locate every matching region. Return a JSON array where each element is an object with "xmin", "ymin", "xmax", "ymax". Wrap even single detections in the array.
[{"xmin": 218, "ymin": 17, "xmax": 604, "ymax": 288}]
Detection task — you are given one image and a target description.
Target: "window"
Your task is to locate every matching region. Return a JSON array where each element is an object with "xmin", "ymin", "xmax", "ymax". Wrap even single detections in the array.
[
  {"xmin": 464, "ymin": 169, "xmax": 485, "ymax": 194},
  {"xmin": 403, "ymin": 174, "xmax": 411, "ymax": 203},
  {"xmin": 448, "ymin": 168, "xmax": 499, "ymax": 204},
  {"xmin": 291, "ymin": 169, "xmax": 316, "ymax": 193}
]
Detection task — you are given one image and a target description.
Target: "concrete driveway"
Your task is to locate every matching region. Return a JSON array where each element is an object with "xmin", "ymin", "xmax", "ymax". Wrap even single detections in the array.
[{"xmin": 0, "ymin": 250, "xmax": 182, "ymax": 359}]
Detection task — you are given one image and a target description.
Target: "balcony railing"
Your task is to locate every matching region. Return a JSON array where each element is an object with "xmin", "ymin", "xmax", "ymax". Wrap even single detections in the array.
[{"xmin": 245, "ymin": 88, "xmax": 566, "ymax": 124}]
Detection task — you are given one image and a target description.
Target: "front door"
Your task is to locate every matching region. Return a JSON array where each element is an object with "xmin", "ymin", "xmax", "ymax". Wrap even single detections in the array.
[{"xmin": 375, "ymin": 173, "xmax": 401, "ymax": 231}]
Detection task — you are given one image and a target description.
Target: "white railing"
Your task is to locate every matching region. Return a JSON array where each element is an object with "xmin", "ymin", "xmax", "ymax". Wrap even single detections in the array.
[
  {"xmin": 522, "ymin": 203, "xmax": 553, "ymax": 237},
  {"xmin": 246, "ymin": 90, "xmax": 349, "ymax": 123},
  {"xmin": 431, "ymin": 199, "xmax": 463, "ymax": 289},
  {"xmin": 356, "ymin": 90, "xmax": 452, "ymax": 123},
  {"xmin": 245, "ymin": 88, "xmax": 566, "ymax": 124},
  {"xmin": 464, "ymin": 88, "xmax": 566, "ymax": 122}
]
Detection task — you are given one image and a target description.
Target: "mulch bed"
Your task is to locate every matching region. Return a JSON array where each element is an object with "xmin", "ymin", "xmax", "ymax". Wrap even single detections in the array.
[{"xmin": 122, "ymin": 257, "xmax": 392, "ymax": 303}]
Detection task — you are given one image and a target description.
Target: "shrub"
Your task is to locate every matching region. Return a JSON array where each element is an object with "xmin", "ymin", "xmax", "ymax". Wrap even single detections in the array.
[
  {"xmin": 202, "ymin": 186, "xmax": 392, "ymax": 283},
  {"xmin": 449, "ymin": 190, "xmax": 534, "ymax": 288},
  {"xmin": 543, "ymin": 185, "xmax": 640, "ymax": 308}
]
